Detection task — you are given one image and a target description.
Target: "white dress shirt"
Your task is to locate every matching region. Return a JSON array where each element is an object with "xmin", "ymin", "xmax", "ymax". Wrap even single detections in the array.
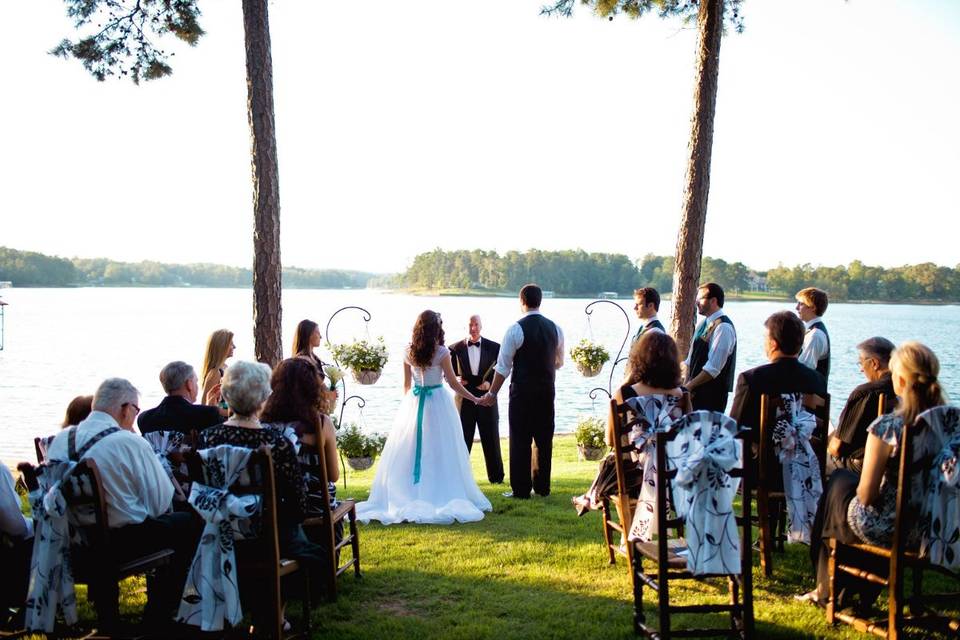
[
  {"xmin": 46, "ymin": 411, "xmax": 174, "ymax": 528},
  {"xmin": 494, "ymin": 310, "xmax": 565, "ymax": 379},
  {"xmin": 467, "ymin": 337, "xmax": 481, "ymax": 376},
  {"xmin": 684, "ymin": 309, "xmax": 737, "ymax": 378},
  {"xmin": 798, "ymin": 317, "xmax": 829, "ymax": 370},
  {"xmin": 0, "ymin": 461, "xmax": 32, "ymax": 539},
  {"xmin": 639, "ymin": 315, "xmax": 665, "ymax": 334}
]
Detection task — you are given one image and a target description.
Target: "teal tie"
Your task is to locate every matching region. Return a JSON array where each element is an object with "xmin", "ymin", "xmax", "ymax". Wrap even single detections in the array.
[
  {"xmin": 693, "ymin": 320, "xmax": 708, "ymax": 342},
  {"xmin": 412, "ymin": 384, "xmax": 442, "ymax": 484}
]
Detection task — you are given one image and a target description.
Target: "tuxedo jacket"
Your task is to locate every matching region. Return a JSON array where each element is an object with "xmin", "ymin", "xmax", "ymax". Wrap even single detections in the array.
[
  {"xmin": 728, "ymin": 357, "xmax": 827, "ymax": 440},
  {"xmin": 138, "ymin": 395, "xmax": 222, "ymax": 435},
  {"xmin": 449, "ymin": 337, "xmax": 500, "ymax": 394}
]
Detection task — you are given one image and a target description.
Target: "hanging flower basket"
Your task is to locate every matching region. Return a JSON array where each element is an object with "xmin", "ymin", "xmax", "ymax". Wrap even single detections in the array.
[
  {"xmin": 329, "ymin": 338, "xmax": 389, "ymax": 386},
  {"xmin": 570, "ymin": 339, "xmax": 610, "ymax": 379},
  {"xmin": 577, "ymin": 444, "xmax": 606, "ymax": 461},
  {"xmin": 575, "ymin": 416, "xmax": 606, "ymax": 461},
  {"xmin": 351, "ymin": 369, "xmax": 382, "ymax": 385},
  {"xmin": 346, "ymin": 456, "xmax": 374, "ymax": 471},
  {"xmin": 337, "ymin": 423, "xmax": 387, "ymax": 471}
]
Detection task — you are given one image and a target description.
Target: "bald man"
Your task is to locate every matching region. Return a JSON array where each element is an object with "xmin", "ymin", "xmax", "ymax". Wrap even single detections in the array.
[{"xmin": 449, "ymin": 315, "xmax": 504, "ymax": 483}]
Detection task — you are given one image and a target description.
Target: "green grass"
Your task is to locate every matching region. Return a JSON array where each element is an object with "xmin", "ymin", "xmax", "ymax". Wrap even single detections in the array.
[{"xmin": 16, "ymin": 438, "xmax": 958, "ymax": 638}]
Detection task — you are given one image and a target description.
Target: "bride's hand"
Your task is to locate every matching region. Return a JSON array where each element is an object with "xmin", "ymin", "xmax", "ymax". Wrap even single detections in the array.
[{"xmin": 470, "ymin": 395, "xmax": 483, "ymax": 405}]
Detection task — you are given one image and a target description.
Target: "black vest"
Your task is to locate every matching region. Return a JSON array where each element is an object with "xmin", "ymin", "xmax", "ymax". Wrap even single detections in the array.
[
  {"xmin": 807, "ymin": 320, "xmax": 831, "ymax": 381},
  {"xmin": 512, "ymin": 314, "xmax": 559, "ymax": 389},
  {"xmin": 632, "ymin": 318, "xmax": 665, "ymax": 344},
  {"xmin": 688, "ymin": 315, "xmax": 737, "ymax": 392}
]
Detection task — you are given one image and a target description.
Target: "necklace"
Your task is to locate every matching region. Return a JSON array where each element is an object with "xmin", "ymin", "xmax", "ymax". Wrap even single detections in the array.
[{"xmin": 226, "ymin": 416, "xmax": 261, "ymax": 429}]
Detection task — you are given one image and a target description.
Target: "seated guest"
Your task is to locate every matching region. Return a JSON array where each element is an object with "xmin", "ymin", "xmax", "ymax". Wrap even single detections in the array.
[
  {"xmin": 0, "ymin": 460, "xmax": 33, "ymax": 627},
  {"xmin": 828, "ymin": 337, "xmax": 896, "ymax": 474},
  {"xmin": 729, "ymin": 310, "xmax": 827, "ymax": 442},
  {"xmin": 630, "ymin": 287, "xmax": 665, "ymax": 344},
  {"xmin": 138, "ymin": 361, "xmax": 223, "ymax": 435},
  {"xmin": 804, "ymin": 341, "xmax": 946, "ymax": 606},
  {"xmin": 62, "ymin": 395, "xmax": 93, "ymax": 428},
  {"xmin": 572, "ymin": 332, "xmax": 684, "ymax": 515},
  {"xmin": 200, "ymin": 329, "xmax": 235, "ymax": 407},
  {"xmin": 795, "ymin": 287, "xmax": 830, "ymax": 383},
  {"xmin": 45, "ymin": 378, "xmax": 200, "ymax": 626},
  {"xmin": 197, "ymin": 361, "xmax": 325, "ymax": 593}
]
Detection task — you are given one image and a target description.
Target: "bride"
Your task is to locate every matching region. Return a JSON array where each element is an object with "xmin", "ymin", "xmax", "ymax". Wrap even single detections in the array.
[{"xmin": 356, "ymin": 310, "xmax": 493, "ymax": 524}]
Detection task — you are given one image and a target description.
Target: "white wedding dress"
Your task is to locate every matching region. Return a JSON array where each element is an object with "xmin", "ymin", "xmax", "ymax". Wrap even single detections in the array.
[{"xmin": 356, "ymin": 345, "xmax": 492, "ymax": 524}]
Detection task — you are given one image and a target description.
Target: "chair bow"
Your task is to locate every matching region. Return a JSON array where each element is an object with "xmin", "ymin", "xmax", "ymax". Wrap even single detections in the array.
[
  {"xmin": 25, "ymin": 460, "xmax": 79, "ymax": 633},
  {"xmin": 177, "ymin": 445, "xmax": 261, "ymax": 631},
  {"xmin": 625, "ymin": 395, "xmax": 682, "ymax": 543},
  {"xmin": 665, "ymin": 411, "xmax": 742, "ymax": 576},
  {"xmin": 919, "ymin": 406, "xmax": 960, "ymax": 569},
  {"xmin": 772, "ymin": 393, "xmax": 822, "ymax": 544}
]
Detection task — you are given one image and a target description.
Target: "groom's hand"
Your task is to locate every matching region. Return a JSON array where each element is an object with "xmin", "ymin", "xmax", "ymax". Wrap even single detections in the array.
[{"xmin": 478, "ymin": 392, "xmax": 495, "ymax": 407}]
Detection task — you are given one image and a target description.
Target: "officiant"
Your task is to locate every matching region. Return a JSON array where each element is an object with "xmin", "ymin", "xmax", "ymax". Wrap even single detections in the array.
[{"xmin": 449, "ymin": 315, "xmax": 504, "ymax": 484}]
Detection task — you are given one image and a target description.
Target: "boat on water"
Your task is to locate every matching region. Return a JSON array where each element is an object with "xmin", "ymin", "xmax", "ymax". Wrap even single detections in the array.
[{"xmin": 598, "ymin": 291, "xmax": 619, "ymax": 299}]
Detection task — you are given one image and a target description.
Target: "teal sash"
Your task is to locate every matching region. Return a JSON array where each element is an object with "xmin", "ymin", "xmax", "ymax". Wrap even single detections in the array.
[{"xmin": 412, "ymin": 384, "xmax": 442, "ymax": 484}]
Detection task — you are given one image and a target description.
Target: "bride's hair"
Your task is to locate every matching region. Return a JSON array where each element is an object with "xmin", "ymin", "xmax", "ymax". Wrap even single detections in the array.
[{"xmin": 409, "ymin": 310, "xmax": 445, "ymax": 368}]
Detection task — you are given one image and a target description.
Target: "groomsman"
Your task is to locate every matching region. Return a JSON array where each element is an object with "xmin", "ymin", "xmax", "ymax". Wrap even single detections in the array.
[
  {"xmin": 449, "ymin": 315, "xmax": 504, "ymax": 484},
  {"xmin": 631, "ymin": 287, "xmax": 665, "ymax": 344},
  {"xmin": 683, "ymin": 282, "xmax": 737, "ymax": 412},
  {"xmin": 481, "ymin": 284, "xmax": 564, "ymax": 499},
  {"xmin": 795, "ymin": 287, "xmax": 830, "ymax": 384}
]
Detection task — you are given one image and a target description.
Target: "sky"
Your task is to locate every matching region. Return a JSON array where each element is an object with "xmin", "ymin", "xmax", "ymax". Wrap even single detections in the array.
[{"xmin": 1, "ymin": 0, "xmax": 958, "ymax": 274}]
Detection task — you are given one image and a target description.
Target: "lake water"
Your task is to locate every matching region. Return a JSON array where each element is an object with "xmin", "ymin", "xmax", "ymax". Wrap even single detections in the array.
[{"xmin": 1, "ymin": 288, "xmax": 958, "ymax": 464}]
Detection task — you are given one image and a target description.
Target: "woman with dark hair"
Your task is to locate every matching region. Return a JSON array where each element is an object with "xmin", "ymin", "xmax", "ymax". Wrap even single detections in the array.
[
  {"xmin": 572, "ymin": 331, "xmax": 685, "ymax": 515},
  {"xmin": 292, "ymin": 319, "xmax": 325, "ymax": 372},
  {"xmin": 61, "ymin": 395, "xmax": 93, "ymax": 428},
  {"xmin": 356, "ymin": 310, "xmax": 491, "ymax": 524}
]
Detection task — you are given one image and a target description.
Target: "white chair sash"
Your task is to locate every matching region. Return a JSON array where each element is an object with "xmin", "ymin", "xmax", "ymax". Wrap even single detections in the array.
[
  {"xmin": 665, "ymin": 411, "xmax": 742, "ymax": 576},
  {"xmin": 625, "ymin": 395, "xmax": 682, "ymax": 542},
  {"xmin": 772, "ymin": 393, "xmax": 822, "ymax": 544},
  {"xmin": 177, "ymin": 445, "xmax": 261, "ymax": 631},
  {"xmin": 143, "ymin": 430, "xmax": 187, "ymax": 500},
  {"xmin": 919, "ymin": 406, "xmax": 960, "ymax": 569},
  {"xmin": 25, "ymin": 460, "xmax": 79, "ymax": 633}
]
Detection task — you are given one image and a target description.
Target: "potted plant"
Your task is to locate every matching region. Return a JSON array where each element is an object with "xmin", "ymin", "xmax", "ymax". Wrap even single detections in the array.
[
  {"xmin": 336, "ymin": 422, "xmax": 387, "ymax": 471},
  {"xmin": 570, "ymin": 339, "xmax": 610, "ymax": 378},
  {"xmin": 574, "ymin": 416, "xmax": 607, "ymax": 461},
  {"xmin": 329, "ymin": 338, "xmax": 389, "ymax": 385}
]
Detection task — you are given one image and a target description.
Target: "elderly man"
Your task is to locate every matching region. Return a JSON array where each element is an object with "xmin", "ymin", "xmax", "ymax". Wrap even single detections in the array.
[
  {"xmin": 827, "ymin": 337, "xmax": 896, "ymax": 474},
  {"xmin": 46, "ymin": 378, "xmax": 200, "ymax": 627},
  {"xmin": 683, "ymin": 282, "xmax": 737, "ymax": 412},
  {"xmin": 631, "ymin": 287, "xmax": 665, "ymax": 344},
  {"xmin": 796, "ymin": 287, "xmax": 830, "ymax": 383},
  {"xmin": 138, "ymin": 361, "xmax": 223, "ymax": 435}
]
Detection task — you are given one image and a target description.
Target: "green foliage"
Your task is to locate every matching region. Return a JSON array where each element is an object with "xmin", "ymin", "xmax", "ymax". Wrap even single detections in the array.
[
  {"xmin": 329, "ymin": 338, "xmax": 389, "ymax": 373},
  {"xmin": 335, "ymin": 423, "xmax": 387, "ymax": 459},
  {"xmin": 52, "ymin": 0, "xmax": 204, "ymax": 83},
  {"xmin": 541, "ymin": 0, "xmax": 744, "ymax": 33},
  {"xmin": 570, "ymin": 339, "xmax": 610, "ymax": 371},
  {"xmin": 0, "ymin": 247, "xmax": 77, "ymax": 286},
  {"xmin": 574, "ymin": 416, "xmax": 606, "ymax": 449},
  {"xmin": 399, "ymin": 248, "xmax": 641, "ymax": 296}
]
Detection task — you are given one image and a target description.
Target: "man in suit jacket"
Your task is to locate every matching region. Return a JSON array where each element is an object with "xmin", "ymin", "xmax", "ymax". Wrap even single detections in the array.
[
  {"xmin": 138, "ymin": 361, "xmax": 223, "ymax": 435},
  {"xmin": 449, "ymin": 315, "xmax": 504, "ymax": 484},
  {"xmin": 631, "ymin": 287, "xmax": 666, "ymax": 345},
  {"xmin": 729, "ymin": 311, "xmax": 827, "ymax": 442}
]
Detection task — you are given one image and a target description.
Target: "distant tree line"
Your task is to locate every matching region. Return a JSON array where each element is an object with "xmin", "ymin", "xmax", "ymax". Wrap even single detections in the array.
[
  {"xmin": 637, "ymin": 254, "xmax": 960, "ymax": 302},
  {"xmin": 0, "ymin": 247, "xmax": 374, "ymax": 289}
]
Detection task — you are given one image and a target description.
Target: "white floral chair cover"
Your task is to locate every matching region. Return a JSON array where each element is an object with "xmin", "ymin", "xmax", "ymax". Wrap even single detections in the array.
[
  {"xmin": 624, "ymin": 394, "xmax": 683, "ymax": 542},
  {"xmin": 24, "ymin": 460, "xmax": 79, "ymax": 633},
  {"xmin": 771, "ymin": 393, "xmax": 822, "ymax": 544},
  {"xmin": 177, "ymin": 445, "xmax": 262, "ymax": 631},
  {"xmin": 918, "ymin": 406, "xmax": 960, "ymax": 569},
  {"xmin": 664, "ymin": 411, "xmax": 742, "ymax": 576},
  {"xmin": 142, "ymin": 430, "xmax": 187, "ymax": 499}
]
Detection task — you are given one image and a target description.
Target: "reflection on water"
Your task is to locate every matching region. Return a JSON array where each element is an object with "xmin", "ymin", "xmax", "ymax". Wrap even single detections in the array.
[{"xmin": 1, "ymin": 288, "xmax": 958, "ymax": 463}]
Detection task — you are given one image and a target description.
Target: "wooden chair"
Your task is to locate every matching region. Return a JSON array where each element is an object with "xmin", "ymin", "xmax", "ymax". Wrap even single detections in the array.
[
  {"xmin": 18, "ymin": 459, "xmax": 175, "ymax": 636},
  {"xmin": 299, "ymin": 443, "xmax": 361, "ymax": 601},
  {"xmin": 184, "ymin": 446, "xmax": 310, "ymax": 639},
  {"xmin": 600, "ymin": 394, "xmax": 692, "ymax": 579},
  {"xmin": 826, "ymin": 406, "xmax": 960, "ymax": 639},
  {"xmin": 755, "ymin": 392, "xmax": 830, "ymax": 577},
  {"xmin": 33, "ymin": 434, "xmax": 57, "ymax": 464},
  {"xmin": 631, "ymin": 412, "xmax": 754, "ymax": 639}
]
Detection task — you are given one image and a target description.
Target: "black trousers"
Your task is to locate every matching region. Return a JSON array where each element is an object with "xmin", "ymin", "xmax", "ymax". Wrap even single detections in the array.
[
  {"xmin": 691, "ymin": 388, "xmax": 728, "ymax": 413},
  {"xmin": 0, "ymin": 535, "xmax": 31, "ymax": 618},
  {"xmin": 459, "ymin": 392, "xmax": 504, "ymax": 483},
  {"xmin": 508, "ymin": 384, "xmax": 555, "ymax": 497}
]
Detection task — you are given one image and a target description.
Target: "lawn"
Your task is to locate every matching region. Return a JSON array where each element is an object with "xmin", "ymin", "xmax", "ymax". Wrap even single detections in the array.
[{"xmin": 16, "ymin": 436, "xmax": 954, "ymax": 639}]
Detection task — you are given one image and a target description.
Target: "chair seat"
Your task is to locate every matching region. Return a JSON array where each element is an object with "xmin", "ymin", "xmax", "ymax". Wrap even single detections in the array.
[
  {"xmin": 845, "ymin": 541, "xmax": 921, "ymax": 561},
  {"xmin": 332, "ymin": 499, "xmax": 356, "ymax": 522},
  {"xmin": 634, "ymin": 539, "xmax": 689, "ymax": 570},
  {"xmin": 117, "ymin": 549, "xmax": 175, "ymax": 577},
  {"xmin": 278, "ymin": 558, "xmax": 300, "ymax": 577}
]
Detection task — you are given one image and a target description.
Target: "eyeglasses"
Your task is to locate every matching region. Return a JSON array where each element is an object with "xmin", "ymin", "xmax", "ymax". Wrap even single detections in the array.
[{"xmin": 123, "ymin": 402, "xmax": 140, "ymax": 414}]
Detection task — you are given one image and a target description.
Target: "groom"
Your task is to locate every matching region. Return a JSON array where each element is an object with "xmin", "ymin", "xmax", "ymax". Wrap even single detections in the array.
[{"xmin": 480, "ymin": 284, "xmax": 564, "ymax": 499}]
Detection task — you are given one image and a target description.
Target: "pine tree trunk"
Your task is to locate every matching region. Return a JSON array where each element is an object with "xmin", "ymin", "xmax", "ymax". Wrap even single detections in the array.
[
  {"xmin": 670, "ymin": 0, "xmax": 724, "ymax": 358},
  {"xmin": 242, "ymin": 0, "xmax": 282, "ymax": 367}
]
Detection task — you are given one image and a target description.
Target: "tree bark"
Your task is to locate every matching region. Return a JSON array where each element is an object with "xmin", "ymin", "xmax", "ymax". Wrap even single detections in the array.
[
  {"xmin": 670, "ymin": 0, "xmax": 724, "ymax": 358},
  {"xmin": 242, "ymin": 0, "xmax": 282, "ymax": 367}
]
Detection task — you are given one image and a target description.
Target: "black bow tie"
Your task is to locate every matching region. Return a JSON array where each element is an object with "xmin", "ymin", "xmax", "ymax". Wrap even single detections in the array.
[{"xmin": 468, "ymin": 341, "xmax": 480, "ymax": 348}]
